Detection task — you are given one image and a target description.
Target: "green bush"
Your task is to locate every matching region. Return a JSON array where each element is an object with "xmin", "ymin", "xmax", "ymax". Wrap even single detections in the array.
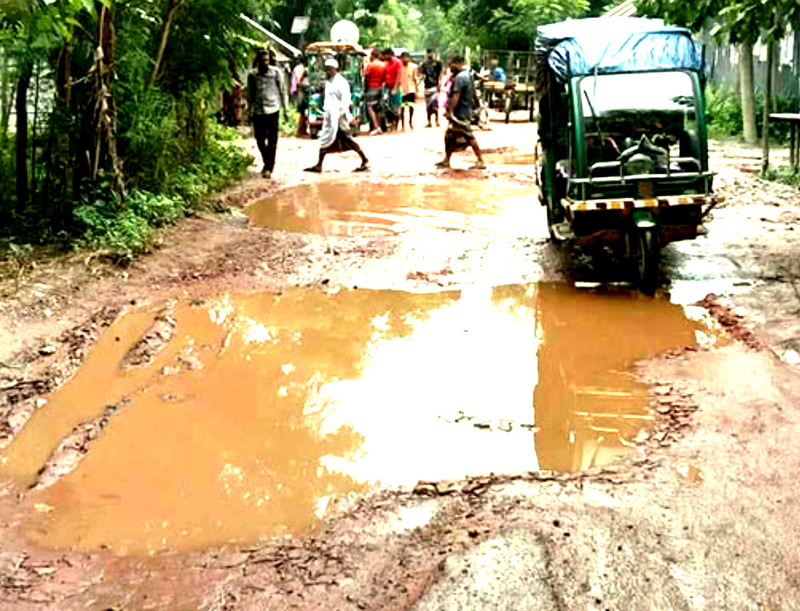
[
  {"xmin": 763, "ymin": 165, "xmax": 800, "ymax": 188},
  {"xmin": 705, "ymin": 87, "xmax": 744, "ymax": 138},
  {"xmin": 705, "ymin": 86, "xmax": 798, "ymax": 142},
  {"xmin": 280, "ymin": 108, "xmax": 300, "ymax": 137},
  {"xmin": 73, "ymin": 120, "xmax": 253, "ymax": 258},
  {"xmin": 74, "ymin": 189, "xmax": 162, "ymax": 258}
]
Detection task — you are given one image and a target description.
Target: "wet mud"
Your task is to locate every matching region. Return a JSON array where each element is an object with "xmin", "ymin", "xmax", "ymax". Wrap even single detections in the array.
[
  {"xmin": 483, "ymin": 153, "xmax": 536, "ymax": 166},
  {"xmin": 1, "ymin": 284, "xmax": 714, "ymax": 555},
  {"xmin": 246, "ymin": 180, "xmax": 537, "ymax": 236}
]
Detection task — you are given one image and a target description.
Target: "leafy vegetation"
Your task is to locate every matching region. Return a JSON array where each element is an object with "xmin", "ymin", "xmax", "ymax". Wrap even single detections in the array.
[
  {"xmin": 706, "ymin": 86, "xmax": 797, "ymax": 142},
  {"xmin": 763, "ymin": 165, "xmax": 800, "ymax": 189},
  {"xmin": 0, "ymin": 0, "xmax": 255, "ymax": 257},
  {"xmin": 0, "ymin": 0, "xmax": 600, "ymax": 260}
]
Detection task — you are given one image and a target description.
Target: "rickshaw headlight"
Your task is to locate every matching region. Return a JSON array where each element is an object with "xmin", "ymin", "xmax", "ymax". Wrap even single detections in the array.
[{"xmin": 624, "ymin": 153, "xmax": 654, "ymax": 176}]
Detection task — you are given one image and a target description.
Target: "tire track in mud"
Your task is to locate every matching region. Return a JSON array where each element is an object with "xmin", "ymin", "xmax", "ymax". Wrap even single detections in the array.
[{"xmin": 3, "ymin": 305, "xmax": 178, "ymax": 492}]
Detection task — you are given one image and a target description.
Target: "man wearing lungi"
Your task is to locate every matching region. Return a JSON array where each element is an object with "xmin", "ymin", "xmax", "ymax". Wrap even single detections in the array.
[
  {"xmin": 435, "ymin": 56, "xmax": 486, "ymax": 170},
  {"xmin": 304, "ymin": 59, "xmax": 369, "ymax": 173},
  {"xmin": 420, "ymin": 49, "xmax": 443, "ymax": 128}
]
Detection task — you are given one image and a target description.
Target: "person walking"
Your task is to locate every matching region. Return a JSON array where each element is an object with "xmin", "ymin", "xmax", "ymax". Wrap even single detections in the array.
[
  {"xmin": 398, "ymin": 52, "xmax": 418, "ymax": 130},
  {"xmin": 420, "ymin": 48, "xmax": 443, "ymax": 128},
  {"xmin": 247, "ymin": 48, "xmax": 286, "ymax": 178},
  {"xmin": 304, "ymin": 59, "xmax": 369, "ymax": 173},
  {"xmin": 382, "ymin": 48, "xmax": 403, "ymax": 130},
  {"xmin": 364, "ymin": 51, "xmax": 386, "ymax": 135},
  {"xmin": 436, "ymin": 55, "xmax": 485, "ymax": 170},
  {"xmin": 290, "ymin": 57, "xmax": 309, "ymax": 136}
]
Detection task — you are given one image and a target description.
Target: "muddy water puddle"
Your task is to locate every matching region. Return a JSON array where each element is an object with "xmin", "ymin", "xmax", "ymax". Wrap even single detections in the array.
[
  {"xmin": 246, "ymin": 181, "xmax": 537, "ymax": 236},
  {"xmin": 1, "ymin": 285, "xmax": 718, "ymax": 553}
]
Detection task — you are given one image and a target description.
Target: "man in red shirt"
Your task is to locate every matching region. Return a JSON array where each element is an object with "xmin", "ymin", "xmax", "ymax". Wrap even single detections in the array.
[
  {"xmin": 382, "ymin": 48, "xmax": 403, "ymax": 130},
  {"xmin": 364, "ymin": 51, "xmax": 386, "ymax": 135}
]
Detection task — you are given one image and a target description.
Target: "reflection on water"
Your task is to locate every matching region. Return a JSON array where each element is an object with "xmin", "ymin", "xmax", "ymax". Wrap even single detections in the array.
[
  {"xmin": 0, "ymin": 285, "xmax": 715, "ymax": 554},
  {"xmin": 246, "ymin": 181, "xmax": 537, "ymax": 236},
  {"xmin": 533, "ymin": 285, "xmax": 702, "ymax": 471}
]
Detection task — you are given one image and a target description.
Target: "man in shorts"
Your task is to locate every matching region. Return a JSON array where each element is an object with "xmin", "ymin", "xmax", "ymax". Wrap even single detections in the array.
[
  {"xmin": 304, "ymin": 59, "xmax": 369, "ymax": 173},
  {"xmin": 398, "ymin": 52, "xmax": 419, "ymax": 130},
  {"xmin": 420, "ymin": 49, "xmax": 443, "ymax": 128},
  {"xmin": 364, "ymin": 51, "xmax": 385, "ymax": 135},
  {"xmin": 436, "ymin": 55, "xmax": 485, "ymax": 170}
]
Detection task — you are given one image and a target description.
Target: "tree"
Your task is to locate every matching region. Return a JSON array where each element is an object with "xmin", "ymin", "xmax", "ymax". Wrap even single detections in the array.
[
  {"xmin": 0, "ymin": 0, "xmax": 262, "ymax": 240},
  {"xmin": 490, "ymin": 0, "xmax": 589, "ymax": 48},
  {"xmin": 636, "ymin": 0, "xmax": 800, "ymax": 148},
  {"xmin": 408, "ymin": 0, "xmax": 590, "ymax": 52}
]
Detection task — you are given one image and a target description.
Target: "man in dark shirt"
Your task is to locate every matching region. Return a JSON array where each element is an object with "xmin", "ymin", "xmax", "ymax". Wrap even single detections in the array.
[
  {"xmin": 435, "ymin": 55, "xmax": 485, "ymax": 170},
  {"xmin": 420, "ymin": 49, "xmax": 443, "ymax": 127},
  {"xmin": 247, "ymin": 48, "xmax": 286, "ymax": 178}
]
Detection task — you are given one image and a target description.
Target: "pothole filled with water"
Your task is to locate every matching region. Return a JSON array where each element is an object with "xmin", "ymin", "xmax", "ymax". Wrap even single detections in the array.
[
  {"xmin": 0, "ymin": 285, "xmax": 720, "ymax": 553},
  {"xmin": 245, "ymin": 180, "xmax": 538, "ymax": 236}
]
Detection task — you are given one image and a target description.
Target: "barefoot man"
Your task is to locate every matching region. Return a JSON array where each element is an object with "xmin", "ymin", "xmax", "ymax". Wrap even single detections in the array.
[
  {"xmin": 304, "ymin": 58, "xmax": 369, "ymax": 173},
  {"xmin": 436, "ymin": 55, "xmax": 485, "ymax": 170}
]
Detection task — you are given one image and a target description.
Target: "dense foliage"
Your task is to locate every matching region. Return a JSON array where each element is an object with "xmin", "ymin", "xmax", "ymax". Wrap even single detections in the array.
[
  {"xmin": 0, "ymin": 0, "xmax": 255, "ymax": 254},
  {"xmin": 1, "ymin": 0, "xmax": 597, "ymax": 255},
  {"xmin": 705, "ymin": 86, "xmax": 795, "ymax": 140}
]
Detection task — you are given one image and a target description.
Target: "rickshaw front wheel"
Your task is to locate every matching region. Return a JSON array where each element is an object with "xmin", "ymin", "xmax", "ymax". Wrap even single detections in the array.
[
  {"xmin": 634, "ymin": 227, "xmax": 659, "ymax": 294},
  {"xmin": 545, "ymin": 199, "xmax": 565, "ymax": 241}
]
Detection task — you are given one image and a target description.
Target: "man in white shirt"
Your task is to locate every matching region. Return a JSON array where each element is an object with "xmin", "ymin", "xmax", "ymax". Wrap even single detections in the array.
[{"xmin": 304, "ymin": 58, "xmax": 369, "ymax": 173}]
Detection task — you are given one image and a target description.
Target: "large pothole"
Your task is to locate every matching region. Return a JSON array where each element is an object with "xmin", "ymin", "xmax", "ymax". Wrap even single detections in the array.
[{"xmin": 0, "ymin": 284, "xmax": 720, "ymax": 554}]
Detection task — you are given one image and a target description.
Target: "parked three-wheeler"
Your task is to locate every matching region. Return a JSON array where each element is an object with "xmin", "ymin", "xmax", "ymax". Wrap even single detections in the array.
[{"xmin": 535, "ymin": 18, "xmax": 723, "ymax": 292}]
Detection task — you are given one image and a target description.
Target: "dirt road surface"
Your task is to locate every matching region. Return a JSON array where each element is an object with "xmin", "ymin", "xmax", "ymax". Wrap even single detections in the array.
[{"xmin": 2, "ymin": 109, "xmax": 800, "ymax": 610}]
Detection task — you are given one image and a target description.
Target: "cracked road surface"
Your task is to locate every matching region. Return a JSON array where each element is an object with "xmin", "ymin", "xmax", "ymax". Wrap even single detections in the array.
[{"xmin": 2, "ymin": 116, "xmax": 800, "ymax": 610}]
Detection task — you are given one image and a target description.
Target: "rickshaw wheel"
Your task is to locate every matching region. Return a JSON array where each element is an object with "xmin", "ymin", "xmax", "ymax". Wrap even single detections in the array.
[
  {"xmin": 545, "ymin": 200, "xmax": 564, "ymax": 241},
  {"xmin": 503, "ymin": 93, "xmax": 512, "ymax": 124},
  {"xmin": 635, "ymin": 227, "xmax": 659, "ymax": 294}
]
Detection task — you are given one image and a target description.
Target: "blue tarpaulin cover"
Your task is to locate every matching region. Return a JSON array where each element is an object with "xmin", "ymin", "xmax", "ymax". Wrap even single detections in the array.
[{"xmin": 535, "ymin": 17, "xmax": 704, "ymax": 83}]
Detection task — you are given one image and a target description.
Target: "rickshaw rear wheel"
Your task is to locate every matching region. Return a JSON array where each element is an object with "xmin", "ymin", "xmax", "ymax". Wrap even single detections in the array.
[{"xmin": 635, "ymin": 227, "xmax": 659, "ymax": 294}]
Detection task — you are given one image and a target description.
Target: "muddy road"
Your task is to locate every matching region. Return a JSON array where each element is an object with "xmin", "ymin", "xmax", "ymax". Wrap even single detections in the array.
[{"xmin": 2, "ymin": 113, "xmax": 800, "ymax": 610}]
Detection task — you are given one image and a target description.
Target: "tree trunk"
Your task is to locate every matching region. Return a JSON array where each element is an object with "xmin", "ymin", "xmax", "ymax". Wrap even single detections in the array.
[
  {"xmin": 15, "ymin": 62, "xmax": 33, "ymax": 213},
  {"xmin": 30, "ymin": 61, "xmax": 40, "ymax": 200},
  {"xmin": 740, "ymin": 41, "xmax": 757, "ymax": 145},
  {"xmin": 762, "ymin": 39, "xmax": 777, "ymax": 173},
  {"xmin": 84, "ymin": 4, "xmax": 125, "ymax": 196},
  {"xmin": 0, "ymin": 49, "xmax": 10, "ymax": 140},
  {"xmin": 150, "ymin": 0, "xmax": 183, "ymax": 86}
]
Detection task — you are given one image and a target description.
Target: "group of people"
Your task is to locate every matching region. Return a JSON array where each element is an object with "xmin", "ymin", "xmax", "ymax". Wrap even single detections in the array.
[
  {"xmin": 363, "ymin": 48, "xmax": 437, "ymax": 133},
  {"xmin": 245, "ymin": 47, "xmax": 485, "ymax": 175}
]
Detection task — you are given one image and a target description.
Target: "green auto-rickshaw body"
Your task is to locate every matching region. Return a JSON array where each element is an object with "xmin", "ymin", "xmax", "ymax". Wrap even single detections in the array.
[{"xmin": 535, "ymin": 17, "xmax": 722, "ymax": 290}]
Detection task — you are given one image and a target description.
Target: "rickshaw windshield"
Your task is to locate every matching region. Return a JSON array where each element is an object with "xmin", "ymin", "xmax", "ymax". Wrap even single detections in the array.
[{"xmin": 579, "ymin": 71, "xmax": 700, "ymax": 175}]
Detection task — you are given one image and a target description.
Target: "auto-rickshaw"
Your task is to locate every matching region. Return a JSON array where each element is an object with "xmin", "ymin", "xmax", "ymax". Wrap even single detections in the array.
[
  {"xmin": 304, "ymin": 42, "xmax": 367, "ymax": 138},
  {"xmin": 535, "ymin": 18, "xmax": 723, "ymax": 292}
]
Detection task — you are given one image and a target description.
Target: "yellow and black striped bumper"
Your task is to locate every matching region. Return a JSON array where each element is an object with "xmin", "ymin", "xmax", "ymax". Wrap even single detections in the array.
[{"xmin": 562, "ymin": 194, "xmax": 724, "ymax": 213}]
